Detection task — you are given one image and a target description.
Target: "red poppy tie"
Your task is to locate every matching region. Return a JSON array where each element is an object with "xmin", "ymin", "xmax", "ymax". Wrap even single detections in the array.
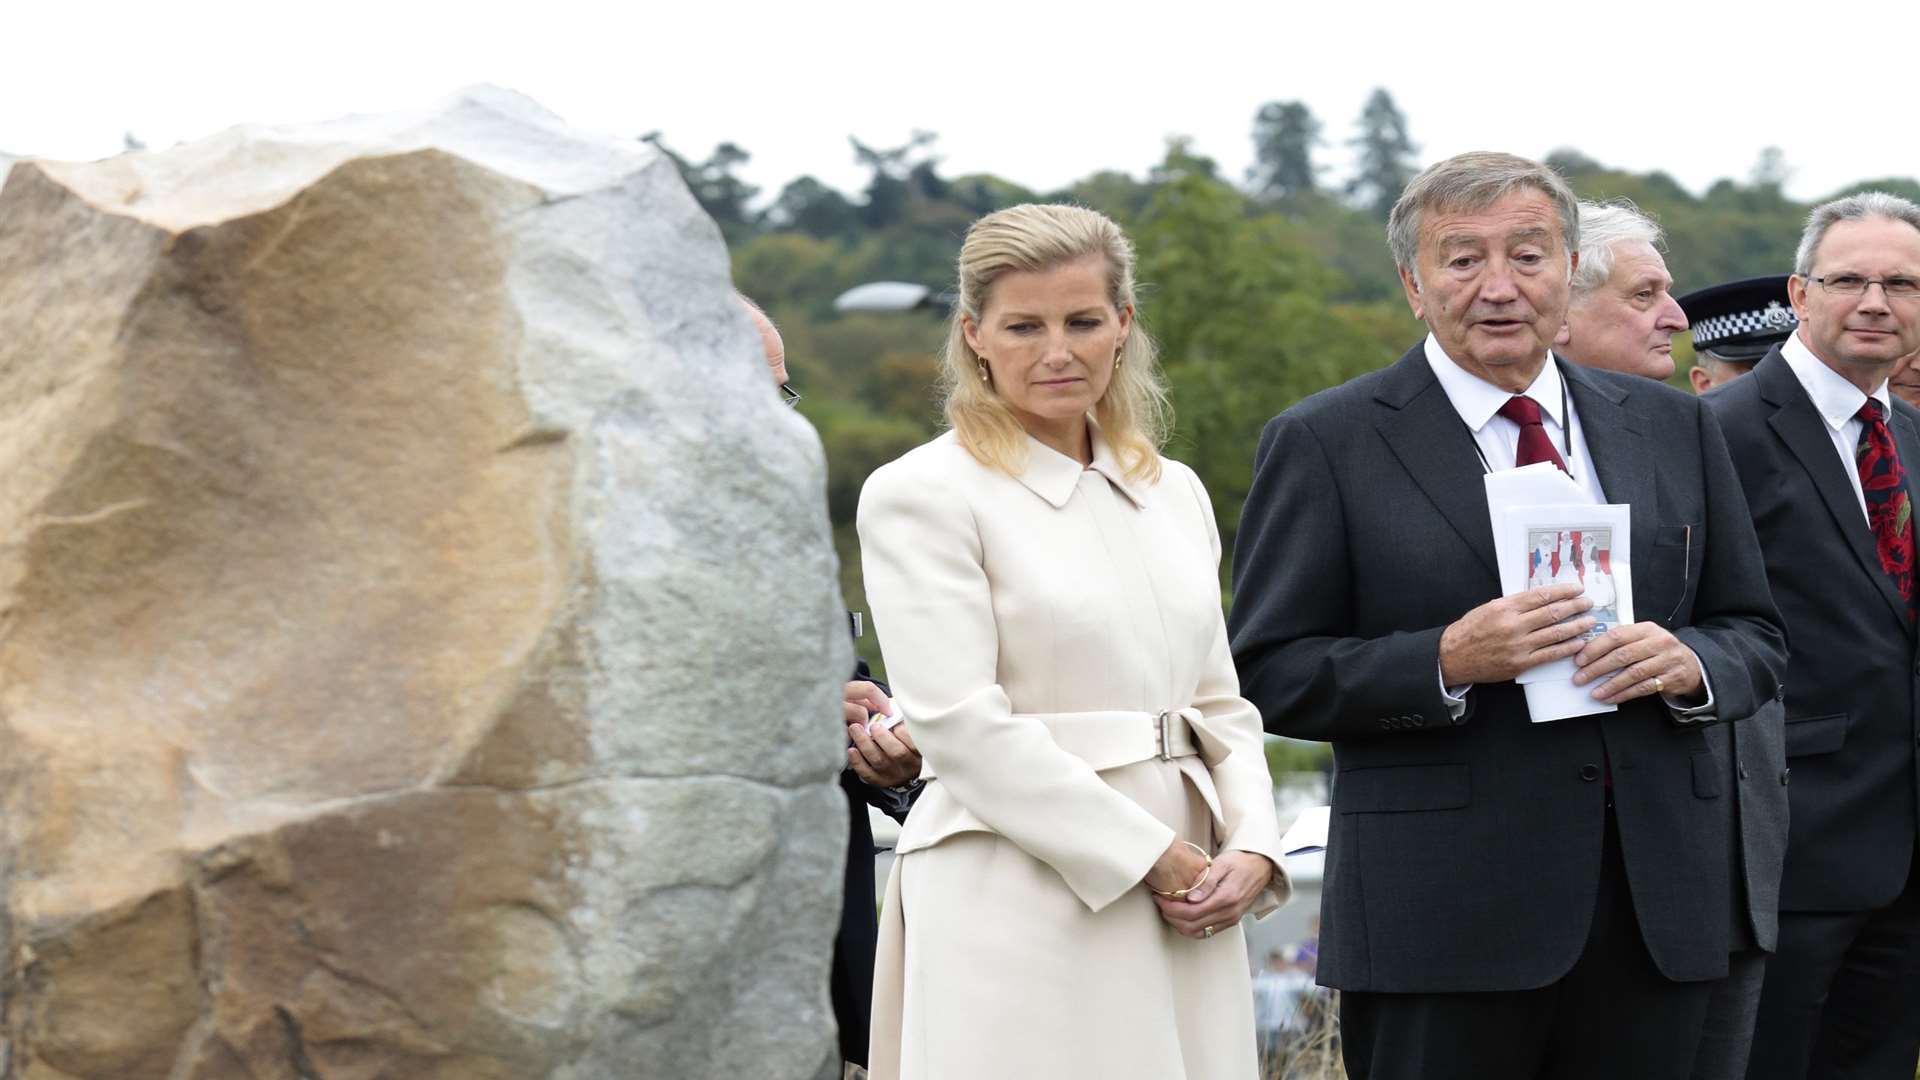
[
  {"xmin": 1855, "ymin": 399, "xmax": 1914, "ymax": 616},
  {"xmin": 1498, "ymin": 396, "xmax": 1568, "ymax": 474}
]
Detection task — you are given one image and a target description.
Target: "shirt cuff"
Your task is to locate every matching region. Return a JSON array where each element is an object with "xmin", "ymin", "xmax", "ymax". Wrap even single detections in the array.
[
  {"xmin": 871, "ymin": 780, "xmax": 922, "ymax": 819},
  {"xmin": 1438, "ymin": 662, "xmax": 1471, "ymax": 721},
  {"xmin": 1663, "ymin": 647, "xmax": 1715, "ymax": 722}
]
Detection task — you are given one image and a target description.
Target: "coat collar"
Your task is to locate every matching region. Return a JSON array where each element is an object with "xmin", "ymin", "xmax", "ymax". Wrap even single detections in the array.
[{"xmin": 1011, "ymin": 420, "xmax": 1149, "ymax": 509}]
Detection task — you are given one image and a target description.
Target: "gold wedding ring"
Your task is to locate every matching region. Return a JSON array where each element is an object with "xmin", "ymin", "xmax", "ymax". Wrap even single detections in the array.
[
  {"xmin": 1653, "ymin": 676, "xmax": 1664, "ymax": 694},
  {"xmin": 1203, "ymin": 925, "xmax": 1215, "ymax": 938}
]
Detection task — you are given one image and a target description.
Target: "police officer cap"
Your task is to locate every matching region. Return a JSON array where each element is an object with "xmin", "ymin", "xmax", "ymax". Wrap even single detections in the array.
[{"xmin": 1676, "ymin": 275, "xmax": 1797, "ymax": 362}]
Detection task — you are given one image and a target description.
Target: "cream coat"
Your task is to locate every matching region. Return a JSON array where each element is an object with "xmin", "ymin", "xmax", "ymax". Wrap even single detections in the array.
[{"xmin": 858, "ymin": 428, "xmax": 1288, "ymax": 1079}]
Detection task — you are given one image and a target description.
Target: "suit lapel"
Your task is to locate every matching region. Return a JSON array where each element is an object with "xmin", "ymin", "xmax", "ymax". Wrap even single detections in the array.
[
  {"xmin": 1757, "ymin": 349, "xmax": 1912, "ymax": 627},
  {"xmin": 1372, "ymin": 346, "xmax": 1500, "ymax": 580},
  {"xmin": 1560, "ymin": 359, "xmax": 1655, "ymax": 585}
]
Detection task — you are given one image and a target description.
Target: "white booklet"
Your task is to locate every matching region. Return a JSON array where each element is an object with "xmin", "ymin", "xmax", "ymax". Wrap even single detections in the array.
[
  {"xmin": 1500, "ymin": 503, "xmax": 1633, "ymax": 721},
  {"xmin": 1483, "ymin": 464, "xmax": 1634, "ymax": 723}
]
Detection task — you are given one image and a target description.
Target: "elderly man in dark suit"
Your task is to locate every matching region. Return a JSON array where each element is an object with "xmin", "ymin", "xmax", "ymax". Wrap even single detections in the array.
[
  {"xmin": 1228, "ymin": 151, "xmax": 1787, "ymax": 1080},
  {"xmin": 739, "ymin": 296, "xmax": 923, "ymax": 1078},
  {"xmin": 1702, "ymin": 192, "xmax": 1920, "ymax": 1080},
  {"xmin": 1560, "ymin": 210, "xmax": 1794, "ymax": 1080}
]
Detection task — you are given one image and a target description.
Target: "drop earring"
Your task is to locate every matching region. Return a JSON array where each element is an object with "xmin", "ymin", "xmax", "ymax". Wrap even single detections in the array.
[{"xmin": 977, "ymin": 358, "xmax": 990, "ymax": 383}]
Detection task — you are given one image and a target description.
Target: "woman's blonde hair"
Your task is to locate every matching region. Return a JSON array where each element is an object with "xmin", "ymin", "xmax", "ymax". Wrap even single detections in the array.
[{"xmin": 941, "ymin": 203, "xmax": 1169, "ymax": 483}]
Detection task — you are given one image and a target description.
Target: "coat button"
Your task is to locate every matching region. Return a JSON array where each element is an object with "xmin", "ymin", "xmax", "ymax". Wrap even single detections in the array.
[
  {"xmin": 1739, "ymin": 762, "xmax": 1750, "ymax": 779},
  {"xmin": 1579, "ymin": 764, "xmax": 1601, "ymax": 782},
  {"xmin": 1781, "ymin": 770, "xmax": 1790, "ymax": 786}
]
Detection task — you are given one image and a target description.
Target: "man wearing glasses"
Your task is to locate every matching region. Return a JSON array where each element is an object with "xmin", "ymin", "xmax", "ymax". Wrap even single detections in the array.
[
  {"xmin": 1704, "ymin": 193, "xmax": 1920, "ymax": 1079},
  {"xmin": 738, "ymin": 294, "xmax": 921, "ymax": 1078}
]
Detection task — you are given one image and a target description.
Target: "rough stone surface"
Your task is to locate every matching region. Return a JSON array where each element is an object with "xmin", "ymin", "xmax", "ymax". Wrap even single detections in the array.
[{"xmin": 0, "ymin": 87, "xmax": 851, "ymax": 1079}]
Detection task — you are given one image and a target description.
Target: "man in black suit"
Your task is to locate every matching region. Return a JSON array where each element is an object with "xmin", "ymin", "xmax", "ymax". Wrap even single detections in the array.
[
  {"xmin": 837, "ymin": 668, "xmax": 918, "ymax": 1075},
  {"xmin": 741, "ymin": 295, "xmax": 923, "ymax": 1076},
  {"xmin": 1702, "ymin": 192, "xmax": 1920, "ymax": 1080},
  {"xmin": 1228, "ymin": 151, "xmax": 1787, "ymax": 1080},
  {"xmin": 1562, "ymin": 209, "xmax": 1797, "ymax": 1080}
]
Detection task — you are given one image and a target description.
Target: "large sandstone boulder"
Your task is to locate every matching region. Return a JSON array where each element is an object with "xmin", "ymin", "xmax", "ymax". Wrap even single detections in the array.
[{"xmin": 0, "ymin": 87, "xmax": 851, "ymax": 1078}]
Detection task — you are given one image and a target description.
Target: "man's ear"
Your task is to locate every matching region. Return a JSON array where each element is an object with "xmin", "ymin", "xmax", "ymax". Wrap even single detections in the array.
[
  {"xmin": 1397, "ymin": 264, "xmax": 1424, "ymax": 322},
  {"xmin": 1787, "ymin": 274, "xmax": 1811, "ymax": 322},
  {"xmin": 1689, "ymin": 365, "xmax": 1713, "ymax": 394},
  {"xmin": 1553, "ymin": 320, "xmax": 1572, "ymax": 349}
]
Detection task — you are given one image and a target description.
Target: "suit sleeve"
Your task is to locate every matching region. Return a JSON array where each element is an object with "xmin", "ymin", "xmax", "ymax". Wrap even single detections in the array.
[
  {"xmin": 857, "ymin": 458, "xmax": 1175, "ymax": 912},
  {"xmin": 1670, "ymin": 399, "xmax": 1788, "ymax": 724},
  {"xmin": 1229, "ymin": 413, "xmax": 1466, "ymax": 742},
  {"xmin": 1178, "ymin": 465, "xmax": 1286, "ymax": 873}
]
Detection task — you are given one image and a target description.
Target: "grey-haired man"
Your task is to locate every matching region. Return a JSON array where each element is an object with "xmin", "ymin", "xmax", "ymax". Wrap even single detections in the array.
[{"xmin": 1704, "ymin": 193, "xmax": 1920, "ymax": 1080}]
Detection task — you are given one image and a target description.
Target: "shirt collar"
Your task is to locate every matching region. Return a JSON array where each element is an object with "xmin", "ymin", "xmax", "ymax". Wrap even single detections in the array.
[
  {"xmin": 1782, "ymin": 330, "xmax": 1890, "ymax": 431},
  {"xmin": 1423, "ymin": 333, "xmax": 1567, "ymax": 433},
  {"xmin": 1013, "ymin": 419, "xmax": 1149, "ymax": 509}
]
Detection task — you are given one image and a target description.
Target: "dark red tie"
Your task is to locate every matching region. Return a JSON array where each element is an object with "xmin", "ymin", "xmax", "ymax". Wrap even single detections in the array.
[
  {"xmin": 1855, "ymin": 399, "xmax": 1914, "ymax": 616},
  {"xmin": 1498, "ymin": 395, "xmax": 1568, "ymax": 474}
]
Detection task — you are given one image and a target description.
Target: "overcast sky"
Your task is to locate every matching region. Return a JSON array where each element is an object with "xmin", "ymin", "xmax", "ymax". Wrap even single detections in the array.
[{"xmin": 7, "ymin": 1, "xmax": 1916, "ymax": 204}]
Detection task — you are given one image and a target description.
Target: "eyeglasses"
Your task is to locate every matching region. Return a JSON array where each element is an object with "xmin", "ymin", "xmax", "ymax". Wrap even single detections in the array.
[
  {"xmin": 1811, "ymin": 274, "xmax": 1920, "ymax": 299},
  {"xmin": 779, "ymin": 383, "xmax": 802, "ymax": 408}
]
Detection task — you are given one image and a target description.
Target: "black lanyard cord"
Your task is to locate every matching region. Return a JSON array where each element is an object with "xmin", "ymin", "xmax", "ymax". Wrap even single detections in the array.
[{"xmin": 1467, "ymin": 376, "xmax": 1576, "ymax": 482}]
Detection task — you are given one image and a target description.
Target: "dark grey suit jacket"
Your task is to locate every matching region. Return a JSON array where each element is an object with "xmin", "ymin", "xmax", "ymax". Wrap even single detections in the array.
[
  {"xmin": 1708, "ymin": 693, "xmax": 1789, "ymax": 954},
  {"xmin": 1229, "ymin": 345, "xmax": 1787, "ymax": 994},
  {"xmin": 1705, "ymin": 347, "xmax": 1920, "ymax": 914}
]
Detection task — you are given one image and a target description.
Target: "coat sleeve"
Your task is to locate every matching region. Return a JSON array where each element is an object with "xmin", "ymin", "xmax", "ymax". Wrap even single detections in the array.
[
  {"xmin": 1228, "ymin": 413, "xmax": 1466, "ymax": 742},
  {"xmin": 1178, "ymin": 464, "xmax": 1285, "ymax": 869},
  {"xmin": 1670, "ymin": 399, "xmax": 1788, "ymax": 724},
  {"xmin": 857, "ymin": 456, "xmax": 1176, "ymax": 912}
]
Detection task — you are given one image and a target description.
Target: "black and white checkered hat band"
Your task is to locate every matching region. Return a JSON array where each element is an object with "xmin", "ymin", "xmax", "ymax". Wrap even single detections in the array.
[{"xmin": 1693, "ymin": 305, "xmax": 1798, "ymax": 347}]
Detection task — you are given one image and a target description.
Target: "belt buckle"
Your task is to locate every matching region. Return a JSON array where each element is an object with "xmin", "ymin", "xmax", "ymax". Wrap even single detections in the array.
[{"xmin": 1156, "ymin": 711, "xmax": 1174, "ymax": 761}]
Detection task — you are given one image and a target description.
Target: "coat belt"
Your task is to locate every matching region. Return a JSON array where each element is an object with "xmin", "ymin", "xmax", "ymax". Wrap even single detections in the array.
[{"xmin": 917, "ymin": 708, "xmax": 1221, "ymax": 781}]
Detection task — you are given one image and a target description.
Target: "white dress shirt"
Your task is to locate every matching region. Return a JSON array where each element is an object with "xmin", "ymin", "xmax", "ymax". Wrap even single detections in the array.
[
  {"xmin": 1422, "ymin": 335, "xmax": 1713, "ymax": 718},
  {"xmin": 1780, "ymin": 330, "xmax": 1889, "ymax": 527},
  {"xmin": 1424, "ymin": 335, "xmax": 1608, "ymax": 503}
]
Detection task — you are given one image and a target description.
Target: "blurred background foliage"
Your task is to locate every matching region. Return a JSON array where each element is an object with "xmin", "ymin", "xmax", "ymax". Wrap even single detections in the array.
[{"xmin": 654, "ymin": 91, "xmax": 1913, "ymax": 762}]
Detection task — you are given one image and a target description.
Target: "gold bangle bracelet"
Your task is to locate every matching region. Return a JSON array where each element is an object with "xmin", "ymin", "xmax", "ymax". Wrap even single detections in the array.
[{"xmin": 1149, "ymin": 841, "xmax": 1213, "ymax": 898}]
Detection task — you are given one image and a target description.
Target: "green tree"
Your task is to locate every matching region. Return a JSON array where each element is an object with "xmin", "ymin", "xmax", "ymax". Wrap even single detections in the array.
[
  {"xmin": 1749, "ymin": 146, "xmax": 1792, "ymax": 196},
  {"xmin": 850, "ymin": 130, "xmax": 941, "ymax": 229},
  {"xmin": 1249, "ymin": 100, "xmax": 1322, "ymax": 201},
  {"xmin": 1131, "ymin": 146, "xmax": 1418, "ymax": 573},
  {"xmin": 1048, "ymin": 170, "xmax": 1155, "ymax": 222},
  {"xmin": 732, "ymin": 232, "xmax": 851, "ymax": 317},
  {"xmin": 640, "ymin": 134, "xmax": 760, "ymax": 244},
  {"xmin": 947, "ymin": 173, "xmax": 1039, "ymax": 217},
  {"xmin": 1149, "ymin": 136, "xmax": 1222, "ymax": 185},
  {"xmin": 1346, "ymin": 88, "xmax": 1420, "ymax": 219},
  {"xmin": 764, "ymin": 175, "xmax": 861, "ymax": 241}
]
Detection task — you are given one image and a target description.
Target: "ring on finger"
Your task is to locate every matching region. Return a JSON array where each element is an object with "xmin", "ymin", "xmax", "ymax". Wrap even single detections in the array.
[
  {"xmin": 1202, "ymin": 925, "xmax": 1215, "ymax": 938},
  {"xmin": 1652, "ymin": 676, "xmax": 1663, "ymax": 694}
]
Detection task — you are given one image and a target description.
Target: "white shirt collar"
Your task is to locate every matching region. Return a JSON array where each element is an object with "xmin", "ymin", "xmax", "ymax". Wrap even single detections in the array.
[
  {"xmin": 1423, "ymin": 333, "xmax": 1567, "ymax": 432},
  {"xmin": 1781, "ymin": 330, "xmax": 1891, "ymax": 432},
  {"xmin": 1013, "ymin": 418, "xmax": 1149, "ymax": 510}
]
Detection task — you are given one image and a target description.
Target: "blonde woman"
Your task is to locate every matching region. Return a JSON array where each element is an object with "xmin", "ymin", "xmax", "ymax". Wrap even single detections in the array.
[{"xmin": 858, "ymin": 204, "xmax": 1288, "ymax": 1079}]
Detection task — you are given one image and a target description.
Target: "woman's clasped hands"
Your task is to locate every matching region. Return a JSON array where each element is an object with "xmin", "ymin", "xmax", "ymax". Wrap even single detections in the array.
[{"xmin": 1143, "ymin": 838, "xmax": 1276, "ymax": 940}]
